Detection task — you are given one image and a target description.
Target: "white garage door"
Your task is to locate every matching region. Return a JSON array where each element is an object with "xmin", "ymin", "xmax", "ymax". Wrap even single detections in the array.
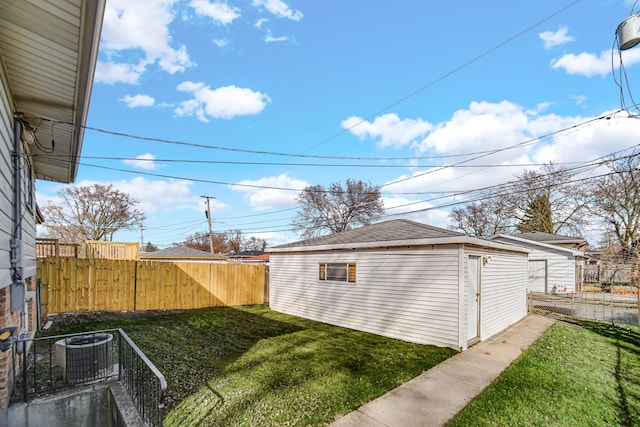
[{"xmin": 528, "ymin": 260, "xmax": 547, "ymax": 293}]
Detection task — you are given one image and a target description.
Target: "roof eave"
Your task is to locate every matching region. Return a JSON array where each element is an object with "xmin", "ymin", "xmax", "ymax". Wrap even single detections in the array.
[
  {"xmin": 67, "ymin": 0, "xmax": 106, "ymax": 182},
  {"xmin": 490, "ymin": 234, "xmax": 583, "ymax": 257},
  {"xmin": 270, "ymin": 236, "xmax": 529, "ymax": 254}
]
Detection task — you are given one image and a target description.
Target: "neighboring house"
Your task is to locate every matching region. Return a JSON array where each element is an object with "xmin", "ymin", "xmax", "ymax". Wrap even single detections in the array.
[
  {"xmin": 228, "ymin": 251, "xmax": 269, "ymax": 264},
  {"xmin": 516, "ymin": 231, "xmax": 588, "ymax": 252},
  {"xmin": 141, "ymin": 245, "xmax": 228, "ymax": 263},
  {"xmin": 490, "ymin": 233, "xmax": 587, "ymax": 293},
  {"xmin": 0, "ymin": 0, "xmax": 105, "ymax": 407},
  {"xmin": 269, "ymin": 219, "xmax": 529, "ymax": 351}
]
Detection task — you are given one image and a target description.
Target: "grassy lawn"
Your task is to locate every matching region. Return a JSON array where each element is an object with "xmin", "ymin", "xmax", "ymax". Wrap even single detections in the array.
[
  {"xmin": 47, "ymin": 305, "xmax": 456, "ymax": 426},
  {"xmin": 448, "ymin": 320, "xmax": 640, "ymax": 427}
]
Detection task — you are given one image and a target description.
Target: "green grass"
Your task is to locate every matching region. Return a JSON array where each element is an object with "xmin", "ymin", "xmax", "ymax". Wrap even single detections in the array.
[
  {"xmin": 447, "ymin": 320, "xmax": 640, "ymax": 427},
  {"xmin": 46, "ymin": 305, "xmax": 456, "ymax": 426}
]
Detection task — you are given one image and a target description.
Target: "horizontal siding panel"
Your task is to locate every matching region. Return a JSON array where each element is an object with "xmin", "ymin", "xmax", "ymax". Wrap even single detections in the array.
[
  {"xmin": 270, "ymin": 248, "xmax": 462, "ymax": 348},
  {"xmin": 493, "ymin": 237, "xmax": 578, "ymax": 292},
  {"xmin": 0, "ymin": 76, "xmax": 12, "ymax": 289},
  {"xmin": 477, "ymin": 251, "xmax": 528, "ymax": 340}
]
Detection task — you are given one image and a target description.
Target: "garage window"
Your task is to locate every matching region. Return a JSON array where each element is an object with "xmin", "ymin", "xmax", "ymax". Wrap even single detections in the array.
[{"xmin": 319, "ymin": 263, "xmax": 356, "ymax": 283}]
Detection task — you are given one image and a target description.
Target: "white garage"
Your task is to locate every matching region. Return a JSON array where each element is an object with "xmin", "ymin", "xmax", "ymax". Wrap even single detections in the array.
[
  {"xmin": 270, "ymin": 220, "xmax": 529, "ymax": 351},
  {"xmin": 491, "ymin": 233, "xmax": 586, "ymax": 293}
]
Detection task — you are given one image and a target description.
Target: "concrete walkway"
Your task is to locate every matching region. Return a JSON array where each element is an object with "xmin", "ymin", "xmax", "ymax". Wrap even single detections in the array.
[{"xmin": 329, "ymin": 315, "xmax": 555, "ymax": 427}]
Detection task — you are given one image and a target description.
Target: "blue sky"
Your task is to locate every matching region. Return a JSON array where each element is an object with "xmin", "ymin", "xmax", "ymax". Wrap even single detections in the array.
[{"xmin": 37, "ymin": 0, "xmax": 640, "ymax": 248}]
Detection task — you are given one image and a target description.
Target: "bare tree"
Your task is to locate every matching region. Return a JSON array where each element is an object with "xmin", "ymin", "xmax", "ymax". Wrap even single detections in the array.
[
  {"xmin": 449, "ymin": 163, "xmax": 588, "ymax": 238},
  {"xmin": 184, "ymin": 231, "xmax": 230, "ymax": 253},
  {"xmin": 226, "ymin": 229, "xmax": 243, "ymax": 253},
  {"xmin": 184, "ymin": 229, "xmax": 267, "ymax": 253},
  {"xmin": 449, "ymin": 196, "xmax": 511, "ymax": 237},
  {"xmin": 42, "ymin": 184, "xmax": 145, "ymax": 242},
  {"xmin": 226, "ymin": 229, "xmax": 267, "ymax": 252},
  {"xmin": 242, "ymin": 236, "xmax": 267, "ymax": 252},
  {"xmin": 509, "ymin": 163, "xmax": 588, "ymax": 236},
  {"xmin": 590, "ymin": 150, "xmax": 640, "ymax": 256},
  {"xmin": 292, "ymin": 179, "xmax": 384, "ymax": 239}
]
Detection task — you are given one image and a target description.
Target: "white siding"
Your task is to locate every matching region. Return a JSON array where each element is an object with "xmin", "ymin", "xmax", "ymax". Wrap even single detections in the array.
[
  {"xmin": 468, "ymin": 250, "xmax": 528, "ymax": 343},
  {"xmin": 0, "ymin": 70, "xmax": 13, "ymax": 288},
  {"xmin": 493, "ymin": 237, "xmax": 577, "ymax": 292},
  {"xmin": 0, "ymin": 67, "xmax": 37, "ymax": 287},
  {"xmin": 270, "ymin": 246, "xmax": 462, "ymax": 348}
]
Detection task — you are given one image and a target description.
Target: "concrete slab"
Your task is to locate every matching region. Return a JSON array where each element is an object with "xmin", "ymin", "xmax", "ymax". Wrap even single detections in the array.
[{"xmin": 328, "ymin": 315, "xmax": 555, "ymax": 427}]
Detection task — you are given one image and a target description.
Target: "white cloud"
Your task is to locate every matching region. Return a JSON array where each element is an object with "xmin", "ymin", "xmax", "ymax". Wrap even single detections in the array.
[
  {"xmin": 570, "ymin": 94, "xmax": 587, "ymax": 106},
  {"xmin": 252, "ymin": 0, "xmax": 303, "ymax": 21},
  {"xmin": 415, "ymin": 100, "xmax": 583, "ymax": 156},
  {"xmin": 61, "ymin": 178, "xmax": 208, "ymax": 215},
  {"xmin": 380, "ymin": 104, "xmax": 640, "ymax": 200},
  {"xmin": 532, "ymin": 110, "xmax": 639, "ymax": 164},
  {"xmin": 114, "ymin": 177, "xmax": 200, "ymax": 213},
  {"xmin": 122, "ymin": 153, "xmax": 161, "ymax": 170},
  {"xmin": 96, "ymin": 0, "xmax": 194, "ymax": 84},
  {"xmin": 382, "ymin": 197, "xmax": 451, "ymax": 230},
  {"xmin": 230, "ymin": 173, "xmax": 308, "ymax": 210},
  {"xmin": 190, "ymin": 0, "xmax": 240, "ymax": 25},
  {"xmin": 175, "ymin": 81, "xmax": 271, "ymax": 120},
  {"xmin": 341, "ymin": 113, "xmax": 434, "ymax": 149},
  {"xmin": 255, "ymin": 18, "xmax": 269, "ymax": 28},
  {"xmin": 539, "ymin": 26, "xmax": 573, "ymax": 49},
  {"xmin": 120, "ymin": 94, "xmax": 155, "ymax": 108},
  {"xmin": 257, "ymin": 232, "xmax": 290, "ymax": 248},
  {"xmin": 551, "ymin": 48, "xmax": 640, "ymax": 77},
  {"xmin": 95, "ymin": 61, "xmax": 145, "ymax": 85},
  {"xmin": 265, "ymin": 30, "xmax": 289, "ymax": 43},
  {"xmin": 213, "ymin": 39, "xmax": 229, "ymax": 47}
]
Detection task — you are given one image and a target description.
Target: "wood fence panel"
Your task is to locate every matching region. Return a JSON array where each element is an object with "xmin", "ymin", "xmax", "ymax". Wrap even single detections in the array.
[
  {"xmin": 38, "ymin": 258, "xmax": 265, "ymax": 313},
  {"xmin": 115, "ymin": 260, "xmax": 136, "ymax": 311}
]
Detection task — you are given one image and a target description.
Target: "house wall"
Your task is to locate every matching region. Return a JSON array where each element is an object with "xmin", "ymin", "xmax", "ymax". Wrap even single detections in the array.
[
  {"xmin": 492, "ymin": 237, "xmax": 577, "ymax": 293},
  {"xmin": 466, "ymin": 249, "xmax": 528, "ymax": 342},
  {"xmin": 0, "ymin": 60, "xmax": 37, "ymax": 408},
  {"xmin": 270, "ymin": 245, "xmax": 462, "ymax": 348},
  {"xmin": 0, "ymin": 68, "xmax": 13, "ymax": 290}
]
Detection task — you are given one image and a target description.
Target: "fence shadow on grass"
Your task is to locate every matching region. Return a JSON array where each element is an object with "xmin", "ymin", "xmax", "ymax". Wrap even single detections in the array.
[
  {"xmin": 573, "ymin": 319, "xmax": 640, "ymax": 425},
  {"xmin": 43, "ymin": 305, "xmax": 304, "ymax": 414},
  {"xmin": 576, "ymin": 320, "xmax": 640, "ymax": 351}
]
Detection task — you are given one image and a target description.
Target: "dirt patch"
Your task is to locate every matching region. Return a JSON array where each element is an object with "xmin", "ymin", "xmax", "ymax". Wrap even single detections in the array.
[{"xmin": 44, "ymin": 310, "xmax": 186, "ymax": 333}]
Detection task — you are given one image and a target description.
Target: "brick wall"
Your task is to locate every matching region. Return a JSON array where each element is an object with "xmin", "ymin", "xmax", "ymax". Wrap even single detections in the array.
[{"xmin": 0, "ymin": 276, "xmax": 34, "ymax": 408}]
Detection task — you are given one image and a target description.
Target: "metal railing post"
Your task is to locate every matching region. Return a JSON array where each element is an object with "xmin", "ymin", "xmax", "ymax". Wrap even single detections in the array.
[
  {"xmin": 118, "ymin": 331, "xmax": 122, "ymax": 381},
  {"xmin": 22, "ymin": 346, "xmax": 27, "ymax": 402}
]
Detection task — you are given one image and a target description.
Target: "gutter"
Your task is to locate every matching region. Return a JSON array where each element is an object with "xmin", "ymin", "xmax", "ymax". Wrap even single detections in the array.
[{"xmin": 270, "ymin": 235, "xmax": 530, "ymax": 255}]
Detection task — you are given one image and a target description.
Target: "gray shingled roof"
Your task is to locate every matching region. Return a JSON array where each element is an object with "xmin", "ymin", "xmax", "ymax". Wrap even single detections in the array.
[
  {"xmin": 142, "ymin": 245, "xmax": 219, "ymax": 258},
  {"xmin": 517, "ymin": 231, "xmax": 585, "ymax": 243},
  {"xmin": 274, "ymin": 219, "xmax": 463, "ymax": 249}
]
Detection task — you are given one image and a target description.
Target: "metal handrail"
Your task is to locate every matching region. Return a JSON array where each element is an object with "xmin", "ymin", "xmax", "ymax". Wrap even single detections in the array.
[
  {"xmin": 118, "ymin": 329, "xmax": 167, "ymax": 426},
  {"xmin": 14, "ymin": 328, "xmax": 167, "ymax": 427}
]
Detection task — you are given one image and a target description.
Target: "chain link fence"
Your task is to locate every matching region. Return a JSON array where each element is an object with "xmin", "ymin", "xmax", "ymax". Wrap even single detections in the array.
[{"xmin": 529, "ymin": 292, "xmax": 638, "ymax": 327}]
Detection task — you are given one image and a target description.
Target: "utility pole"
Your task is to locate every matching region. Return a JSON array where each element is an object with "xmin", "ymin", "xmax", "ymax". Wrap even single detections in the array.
[
  {"xmin": 202, "ymin": 195, "xmax": 215, "ymax": 254},
  {"xmin": 139, "ymin": 224, "xmax": 145, "ymax": 250}
]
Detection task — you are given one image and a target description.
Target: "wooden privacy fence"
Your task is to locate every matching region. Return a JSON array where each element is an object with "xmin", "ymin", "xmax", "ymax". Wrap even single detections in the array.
[
  {"xmin": 37, "ymin": 258, "xmax": 267, "ymax": 316},
  {"xmin": 36, "ymin": 239, "xmax": 140, "ymax": 260}
]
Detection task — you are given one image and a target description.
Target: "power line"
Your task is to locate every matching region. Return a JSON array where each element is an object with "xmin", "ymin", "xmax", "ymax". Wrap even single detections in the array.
[
  {"xmin": 34, "ymin": 153, "xmax": 593, "ymax": 169},
  {"xmin": 127, "ymin": 149, "xmax": 640, "ymax": 241},
  {"xmin": 381, "ymin": 113, "xmax": 612, "ymax": 189},
  {"xmin": 304, "ymin": 0, "xmax": 584, "ymax": 152},
  {"xmin": 31, "ymin": 111, "xmax": 632, "ymax": 195}
]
